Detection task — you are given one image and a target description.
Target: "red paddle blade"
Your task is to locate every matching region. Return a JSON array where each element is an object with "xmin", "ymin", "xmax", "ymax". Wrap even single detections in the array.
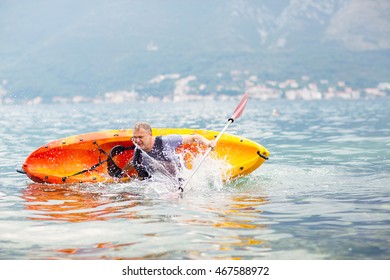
[{"xmin": 231, "ymin": 92, "xmax": 248, "ymax": 120}]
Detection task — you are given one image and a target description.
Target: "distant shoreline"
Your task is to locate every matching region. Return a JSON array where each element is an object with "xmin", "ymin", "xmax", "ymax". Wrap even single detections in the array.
[{"xmin": 1, "ymin": 78, "xmax": 389, "ymax": 105}]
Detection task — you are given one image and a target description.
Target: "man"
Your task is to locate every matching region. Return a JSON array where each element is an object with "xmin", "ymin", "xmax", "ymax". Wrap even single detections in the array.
[{"xmin": 122, "ymin": 122, "xmax": 215, "ymax": 180}]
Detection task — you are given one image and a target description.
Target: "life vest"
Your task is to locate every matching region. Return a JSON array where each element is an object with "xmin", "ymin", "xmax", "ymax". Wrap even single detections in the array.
[{"xmin": 132, "ymin": 136, "xmax": 167, "ymax": 180}]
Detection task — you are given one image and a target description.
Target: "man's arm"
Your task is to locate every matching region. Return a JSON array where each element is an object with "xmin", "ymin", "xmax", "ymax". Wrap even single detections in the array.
[
  {"xmin": 121, "ymin": 157, "xmax": 137, "ymax": 177},
  {"xmin": 182, "ymin": 134, "xmax": 216, "ymax": 149}
]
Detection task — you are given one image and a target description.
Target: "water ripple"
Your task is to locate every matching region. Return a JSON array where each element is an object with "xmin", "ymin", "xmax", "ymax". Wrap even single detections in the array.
[{"xmin": 1, "ymin": 99, "xmax": 389, "ymax": 259}]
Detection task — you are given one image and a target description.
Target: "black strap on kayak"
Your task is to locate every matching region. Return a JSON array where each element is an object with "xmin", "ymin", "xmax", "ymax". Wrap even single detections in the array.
[
  {"xmin": 107, "ymin": 145, "xmax": 135, "ymax": 178},
  {"xmin": 257, "ymin": 151, "xmax": 269, "ymax": 160},
  {"xmin": 61, "ymin": 142, "xmax": 135, "ymax": 182}
]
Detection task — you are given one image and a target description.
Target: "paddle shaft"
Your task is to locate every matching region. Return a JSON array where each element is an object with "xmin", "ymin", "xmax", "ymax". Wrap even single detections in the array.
[
  {"xmin": 180, "ymin": 119, "xmax": 233, "ymax": 191},
  {"xmin": 179, "ymin": 92, "xmax": 248, "ymax": 192}
]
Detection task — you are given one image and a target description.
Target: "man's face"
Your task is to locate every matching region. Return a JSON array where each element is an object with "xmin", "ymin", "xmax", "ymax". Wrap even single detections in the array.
[{"xmin": 132, "ymin": 128, "xmax": 153, "ymax": 152}]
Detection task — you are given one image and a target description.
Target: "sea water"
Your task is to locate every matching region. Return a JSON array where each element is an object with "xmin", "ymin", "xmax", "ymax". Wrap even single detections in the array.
[{"xmin": 0, "ymin": 99, "xmax": 389, "ymax": 260}]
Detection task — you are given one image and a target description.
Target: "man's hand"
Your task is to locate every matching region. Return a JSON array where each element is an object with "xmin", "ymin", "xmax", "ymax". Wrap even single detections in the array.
[{"xmin": 208, "ymin": 139, "xmax": 216, "ymax": 150}]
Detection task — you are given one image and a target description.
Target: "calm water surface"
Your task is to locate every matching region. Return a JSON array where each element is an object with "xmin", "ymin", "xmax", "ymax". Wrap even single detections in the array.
[{"xmin": 0, "ymin": 99, "xmax": 389, "ymax": 259}]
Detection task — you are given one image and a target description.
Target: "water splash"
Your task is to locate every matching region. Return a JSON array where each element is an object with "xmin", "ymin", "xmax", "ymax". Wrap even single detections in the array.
[
  {"xmin": 178, "ymin": 155, "xmax": 232, "ymax": 193},
  {"xmin": 124, "ymin": 147, "xmax": 233, "ymax": 195}
]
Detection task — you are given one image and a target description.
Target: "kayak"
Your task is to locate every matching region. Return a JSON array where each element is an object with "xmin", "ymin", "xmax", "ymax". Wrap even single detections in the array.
[{"xmin": 20, "ymin": 128, "xmax": 270, "ymax": 184}]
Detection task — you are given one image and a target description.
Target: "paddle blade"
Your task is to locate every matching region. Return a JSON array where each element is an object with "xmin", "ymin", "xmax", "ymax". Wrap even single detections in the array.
[{"xmin": 231, "ymin": 92, "xmax": 248, "ymax": 120}]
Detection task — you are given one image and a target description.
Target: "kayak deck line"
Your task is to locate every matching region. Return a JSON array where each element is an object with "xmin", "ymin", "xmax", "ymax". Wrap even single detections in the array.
[{"xmin": 257, "ymin": 150, "xmax": 269, "ymax": 160}]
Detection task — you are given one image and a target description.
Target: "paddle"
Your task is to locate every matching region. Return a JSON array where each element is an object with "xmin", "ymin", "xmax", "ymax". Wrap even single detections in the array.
[{"xmin": 179, "ymin": 92, "xmax": 249, "ymax": 192}]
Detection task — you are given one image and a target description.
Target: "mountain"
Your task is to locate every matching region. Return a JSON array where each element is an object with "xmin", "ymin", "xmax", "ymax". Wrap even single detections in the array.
[{"xmin": 0, "ymin": 0, "xmax": 389, "ymax": 101}]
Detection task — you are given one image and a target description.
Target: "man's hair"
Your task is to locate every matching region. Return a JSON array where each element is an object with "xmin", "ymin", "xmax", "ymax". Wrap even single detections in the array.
[{"xmin": 133, "ymin": 122, "xmax": 152, "ymax": 133}]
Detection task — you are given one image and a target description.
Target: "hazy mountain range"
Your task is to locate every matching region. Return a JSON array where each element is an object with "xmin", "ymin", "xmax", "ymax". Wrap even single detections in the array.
[{"xmin": 0, "ymin": 0, "xmax": 389, "ymax": 100}]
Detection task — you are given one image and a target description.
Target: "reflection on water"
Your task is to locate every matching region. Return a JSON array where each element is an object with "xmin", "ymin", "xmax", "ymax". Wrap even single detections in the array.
[
  {"xmin": 54, "ymin": 242, "xmax": 139, "ymax": 260},
  {"xmin": 22, "ymin": 184, "xmax": 142, "ymax": 222},
  {"xmin": 206, "ymin": 195, "xmax": 270, "ymax": 260},
  {"xmin": 19, "ymin": 183, "xmax": 270, "ymax": 260}
]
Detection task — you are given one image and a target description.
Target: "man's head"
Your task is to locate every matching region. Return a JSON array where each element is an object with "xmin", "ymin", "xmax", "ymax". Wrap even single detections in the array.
[{"xmin": 132, "ymin": 122, "xmax": 154, "ymax": 152}]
